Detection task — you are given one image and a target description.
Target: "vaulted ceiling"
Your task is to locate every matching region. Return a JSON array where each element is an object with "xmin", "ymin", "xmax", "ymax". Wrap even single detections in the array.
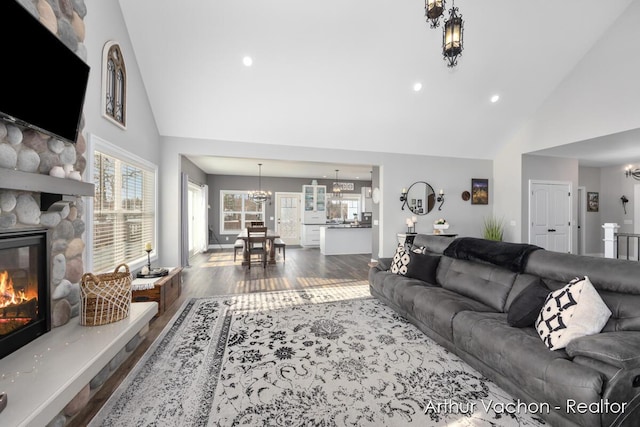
[{"xmin": 118, "ymin": 0, "xmax": 635, "ymax": 172}]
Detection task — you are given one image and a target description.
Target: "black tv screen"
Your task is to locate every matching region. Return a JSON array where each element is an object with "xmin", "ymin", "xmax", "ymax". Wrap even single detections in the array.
[{"xmin": 0, "ymin": 1, "xmax": 90, "ymax": 144}]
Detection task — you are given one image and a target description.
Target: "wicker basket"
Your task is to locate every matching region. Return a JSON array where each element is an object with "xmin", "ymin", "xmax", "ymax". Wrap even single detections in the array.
[{"xmin": 80, "ymin": 263, "xmax": 132, "ymax": 326}]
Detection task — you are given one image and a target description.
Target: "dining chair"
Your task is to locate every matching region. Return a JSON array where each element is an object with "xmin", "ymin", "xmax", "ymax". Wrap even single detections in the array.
[
  {"xmin": 273, "ymin": 238, "xmax": 286, "ymax": 261},
  {"xmin": 250, "ymin": 221, "xmax": 265, "ymax": 227},
  {"xmin": 233, "ymin": 238, "xmax": 244, "ymax": 262},
  {"xmin": 246, "ymin": 226, "xmax": 268, "ymax": 269}
]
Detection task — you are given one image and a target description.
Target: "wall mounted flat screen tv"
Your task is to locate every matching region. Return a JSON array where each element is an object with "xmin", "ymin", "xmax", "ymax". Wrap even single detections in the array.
[{"xmin": 0, "ymin": 1, "xmax": 90, "ymax": 144}]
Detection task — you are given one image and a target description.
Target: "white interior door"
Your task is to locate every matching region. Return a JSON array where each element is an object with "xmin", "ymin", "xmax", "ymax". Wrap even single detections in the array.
[
  {"xmin": 530, "ymin": 181, "xmax": 572, "ymax": 253},
  {"xmin": 276, "ymin": 192, "xmax": 301, "ymax": 245}
]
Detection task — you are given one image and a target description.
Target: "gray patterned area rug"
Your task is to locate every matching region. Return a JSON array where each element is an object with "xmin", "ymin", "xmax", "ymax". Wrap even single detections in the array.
[{"xmin": 89, "ymin": 285, "xmax": 545, "ymax": 426}]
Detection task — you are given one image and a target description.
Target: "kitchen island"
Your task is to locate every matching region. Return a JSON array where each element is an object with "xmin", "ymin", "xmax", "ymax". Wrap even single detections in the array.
[{"xmin": 320, "ymin": 225, "xmax": 372, "ymax": 255}]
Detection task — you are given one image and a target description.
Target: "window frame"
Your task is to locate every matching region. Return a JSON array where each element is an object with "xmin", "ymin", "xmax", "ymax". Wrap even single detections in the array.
[
  {"xmin": 219, "ymin": 190, "xmax": 266, "ymax": 235},
  {"xmin": 86, "ymin": 134, "xmax": 158, "ymax": 273},
  {"xmin": 327, "ymin": 194, "xmax": 362, "ymax": 222}
]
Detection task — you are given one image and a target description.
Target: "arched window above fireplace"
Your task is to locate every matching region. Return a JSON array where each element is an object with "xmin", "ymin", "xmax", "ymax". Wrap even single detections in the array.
[{"xmin": 102, "ymin": 41, "xmax": 127, "ymax": 129}]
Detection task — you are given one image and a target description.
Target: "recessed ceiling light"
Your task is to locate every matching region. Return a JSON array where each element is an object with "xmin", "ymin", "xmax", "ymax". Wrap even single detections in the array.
[
  {"xmin": 242, "ymin": 56, "xmax": 253, "ymax": 67},
  {"xmin": 491, "ymin": 94, "xmax": 500, "ymax": 103},
  {"xmin": 413, "ymin": 82, "xmax": 423, "ymax": 92}
]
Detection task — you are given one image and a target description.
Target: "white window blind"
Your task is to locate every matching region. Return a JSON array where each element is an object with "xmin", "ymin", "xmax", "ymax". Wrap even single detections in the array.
[{"xmin": 93, "ymin": 150, "xmax": 156, "ymax": 272}]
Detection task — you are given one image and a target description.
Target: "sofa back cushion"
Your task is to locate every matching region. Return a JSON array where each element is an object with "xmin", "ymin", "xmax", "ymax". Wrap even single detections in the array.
[
  {"xmin": 525, "ymin": 250, "xmax": 640, "ymax": 331},
  {"xmin": 437, "ymin": 256, "xmax": 517, "ymax": 312},
  {"xmin": 411, "ymin": 234, "xmax": 456, "ymax": 255}
]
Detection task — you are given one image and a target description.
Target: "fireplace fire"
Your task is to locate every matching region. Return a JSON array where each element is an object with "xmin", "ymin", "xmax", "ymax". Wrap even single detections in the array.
[
  {"xmin": 0, "ymin": 270, "xmax": 39, "ymax": 336},
  {"xmin": 0, "ymin": 229, "xmax": 50, "ymax": 359}
]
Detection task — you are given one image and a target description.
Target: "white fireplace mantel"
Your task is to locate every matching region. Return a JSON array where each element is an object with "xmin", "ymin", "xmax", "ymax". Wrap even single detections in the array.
[{"xmin": 0, "ymin": 302, "xmax": 157, "ymax": 427}]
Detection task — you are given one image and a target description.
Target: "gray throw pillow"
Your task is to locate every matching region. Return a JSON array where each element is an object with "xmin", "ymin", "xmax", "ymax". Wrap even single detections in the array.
[
  {"xmin": 405, "ymin": 252, "xmax": 441, "ymax": 284},
  {"xmin": 507, "ymin": 279, "xmax": 549, "ymax": 328}
]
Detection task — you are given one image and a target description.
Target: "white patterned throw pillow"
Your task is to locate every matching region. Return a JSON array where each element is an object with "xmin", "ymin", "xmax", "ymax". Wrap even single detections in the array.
[
  {"xmin": 535, "ymin": 276, "xmax": 611, "ymax": 351},
  {"xmin": 390, "ymin": 244, "xmax": 411, "ymax": 276}
]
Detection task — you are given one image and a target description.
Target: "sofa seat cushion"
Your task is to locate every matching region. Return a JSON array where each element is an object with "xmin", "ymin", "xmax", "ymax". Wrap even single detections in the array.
[
  {"xmin": 412, "ymin": 287, "xmax": 495, "ymax": 341},
  {"xmin": 453, "ymin": 311, "xmax": 606, "ymax": 427},
  {"xmin": 438, "ymin": 257, "xmax": 517, "ymax": 312}
]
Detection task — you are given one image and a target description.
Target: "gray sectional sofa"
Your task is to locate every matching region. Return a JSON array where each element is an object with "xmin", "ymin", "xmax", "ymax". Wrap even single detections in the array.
[{"xmin": 369, "ymin": 234, "xmax": 640, "ymax": 427}]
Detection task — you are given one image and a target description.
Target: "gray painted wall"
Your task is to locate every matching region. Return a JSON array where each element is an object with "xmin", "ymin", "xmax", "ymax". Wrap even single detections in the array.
[
  {"xmin": 578, "ymin": 166, "xmax": 602, "ymax": 255},
  {"xmin": 159, "ymin": 137, "xmax": 493, "ymax": 266},
  {"xmin": 181, "ymin": 156, "xmax": 207, "ymax": 185},
  {"xmin": 206, "ymin": 174, "xmax": 371, "ymax": 246},
  {"xmin": 84, "ymin": 2, "xmax": 161, "ymax": 163}
]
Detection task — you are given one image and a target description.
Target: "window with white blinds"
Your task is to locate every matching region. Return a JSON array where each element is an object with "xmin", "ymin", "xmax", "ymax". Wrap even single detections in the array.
[
  {"xmin": 220, "ymin": 191, "xmax": 265, "ymax": 234},
  {"xmin": 92, "ymin": 149, "xmax": 157, "ymax": 272}
]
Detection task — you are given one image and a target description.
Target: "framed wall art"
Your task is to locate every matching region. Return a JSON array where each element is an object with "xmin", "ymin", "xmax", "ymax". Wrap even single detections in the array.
[
  {"xmin": 471, "ymin": 179, "xmax": 489, "ymax": 205},
  {"xmin": 587, "ymin": 192, "xmax": 599, "ymax": 212}
]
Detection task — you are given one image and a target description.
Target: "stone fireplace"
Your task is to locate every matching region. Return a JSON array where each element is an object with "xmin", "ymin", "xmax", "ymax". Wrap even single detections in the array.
[{"xmin": 0, "ymin": 120, "xmax": 92, "ymax": 360}]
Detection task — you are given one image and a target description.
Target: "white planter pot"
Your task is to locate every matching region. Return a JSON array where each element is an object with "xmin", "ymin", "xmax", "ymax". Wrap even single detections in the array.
[{"xmin": 433, "ymin": 224, "xmax": 449, "ymax": 234}]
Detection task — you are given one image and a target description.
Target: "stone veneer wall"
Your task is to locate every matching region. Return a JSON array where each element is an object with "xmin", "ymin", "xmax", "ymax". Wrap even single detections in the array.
[{"xmin": 0, "ymin": 0, "xmax": 89, "ymax": 328}]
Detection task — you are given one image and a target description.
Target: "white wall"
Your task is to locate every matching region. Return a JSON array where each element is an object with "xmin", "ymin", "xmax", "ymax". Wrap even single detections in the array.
[
  {"xmin": 158, "ymin": 137, "xmax": 492, "ymax": 266},
  {"xmin": 494, "ymin": 1, "xmax": 640, "ymax": 243},
  {"xmin": 83, "ymin": 1, "xmax": 160, "ymax": 163}
]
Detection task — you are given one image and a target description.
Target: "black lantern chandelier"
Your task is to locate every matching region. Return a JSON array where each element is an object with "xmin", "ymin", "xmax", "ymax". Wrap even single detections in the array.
[
  {"xmin": 332, "ymin": 169, "xmax": 343, "ymax": 199},
  {"xmin": 442, "ymin": 1, "xmax": 464, "ymax": 67},
  {"xmin": 425, "ymin": 0, "xmax": 446, "ymax": 28},
  {"xmin": 425, "ymin": 0, "xmax": 464, "ymax": 67},
  {"xmin": 248, "ymin": 163, "xmax": 272, "ymax": 203}
]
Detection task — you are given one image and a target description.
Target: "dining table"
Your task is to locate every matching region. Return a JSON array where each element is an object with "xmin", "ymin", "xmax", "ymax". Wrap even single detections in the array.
[{"xmin": 236, "ymin": 229, "xmax": 281, "ymax": 265}]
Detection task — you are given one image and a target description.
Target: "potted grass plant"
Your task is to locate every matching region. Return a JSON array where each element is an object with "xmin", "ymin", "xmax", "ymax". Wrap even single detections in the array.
[{"xmin": 483, "ymin": 216, "xmax": 504, "ymax": 241}]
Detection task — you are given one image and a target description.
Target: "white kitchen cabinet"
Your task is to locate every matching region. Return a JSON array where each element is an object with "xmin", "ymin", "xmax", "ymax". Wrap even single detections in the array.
[
  {"xmin": 302, "ymin": 185, "xmax": 326, "ymax": 224},
  {"xmin": 301, "ymin": 224, "xmax": 323, "ymax": 247}
]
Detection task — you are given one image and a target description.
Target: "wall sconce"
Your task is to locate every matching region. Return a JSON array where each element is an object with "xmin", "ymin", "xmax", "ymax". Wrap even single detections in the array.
[
  {"xmin": 400, "ymin": 188, "xmax": 408, "ymax": 210},
  {"xmin": 621, "ymin": 195, "xmax": 629, "ymax": 214},
  {"xmin": 625, "ymin": 166, "xmax": 640, "ymax": 180},
  {"xmin": 436, "ymin": 189, "xmax": 445, "ymax": 210}
]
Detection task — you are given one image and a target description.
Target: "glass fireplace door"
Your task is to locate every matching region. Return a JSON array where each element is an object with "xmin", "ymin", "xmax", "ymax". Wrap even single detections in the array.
[{"xmin": 0, "ymin": 229, "xmax": 49, "ymax": 359}]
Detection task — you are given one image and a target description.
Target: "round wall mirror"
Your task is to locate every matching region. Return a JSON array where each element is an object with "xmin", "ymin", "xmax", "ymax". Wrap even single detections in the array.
[{"xmin": 405, "ymin": 181, "xmax": 436, "ymax": 215}]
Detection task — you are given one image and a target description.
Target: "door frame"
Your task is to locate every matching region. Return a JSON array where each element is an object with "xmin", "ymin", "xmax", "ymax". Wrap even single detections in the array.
[
  {"xmin": 187, "ymin": 181, "xmax": 208, "ymax": 258},
  {"xmin": 577, "ymin": 186, "xmax": 586, "ymax": 255},
  {"xmin": 528, "ymin": 179, "xmax": 573, "ymax": 253}
]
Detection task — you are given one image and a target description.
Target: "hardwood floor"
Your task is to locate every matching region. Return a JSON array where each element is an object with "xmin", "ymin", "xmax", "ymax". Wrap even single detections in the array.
[{"xmin": 70, "ymin": 247, "xmax": 371, "ymax": 426}]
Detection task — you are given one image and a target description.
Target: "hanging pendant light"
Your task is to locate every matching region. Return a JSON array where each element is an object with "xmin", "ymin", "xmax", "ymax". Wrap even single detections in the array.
[
  {"xmin": 332, "ymin": 169, "xmax": 342, "ymax": 199},
  {"xmin": 442, "ymin": 0, "xmax": 464, "ymax": 67},
  {"xmin": 248, "ymin": 163, "xmax": 272, "ymax": 203},
  {"xmin": 425, "ymin": 0, "xmax": 446, "ymax": 28}
]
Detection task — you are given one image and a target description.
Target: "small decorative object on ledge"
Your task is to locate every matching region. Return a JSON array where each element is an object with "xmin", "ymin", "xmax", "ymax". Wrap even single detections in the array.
[
  {"xmin": 80, "ymin": 264, "xmax": 132, "ymax": 326},
  {"xmin": 433, "ymin": 218, "xmax": 450, "ymax": 234},
  {"xmin": 137, "ymin": 242, "xmax": 168, "ymax": 278},
  {"xmin": 406, "ymin": 216, "xmax": 417, "ymax": 234}
]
